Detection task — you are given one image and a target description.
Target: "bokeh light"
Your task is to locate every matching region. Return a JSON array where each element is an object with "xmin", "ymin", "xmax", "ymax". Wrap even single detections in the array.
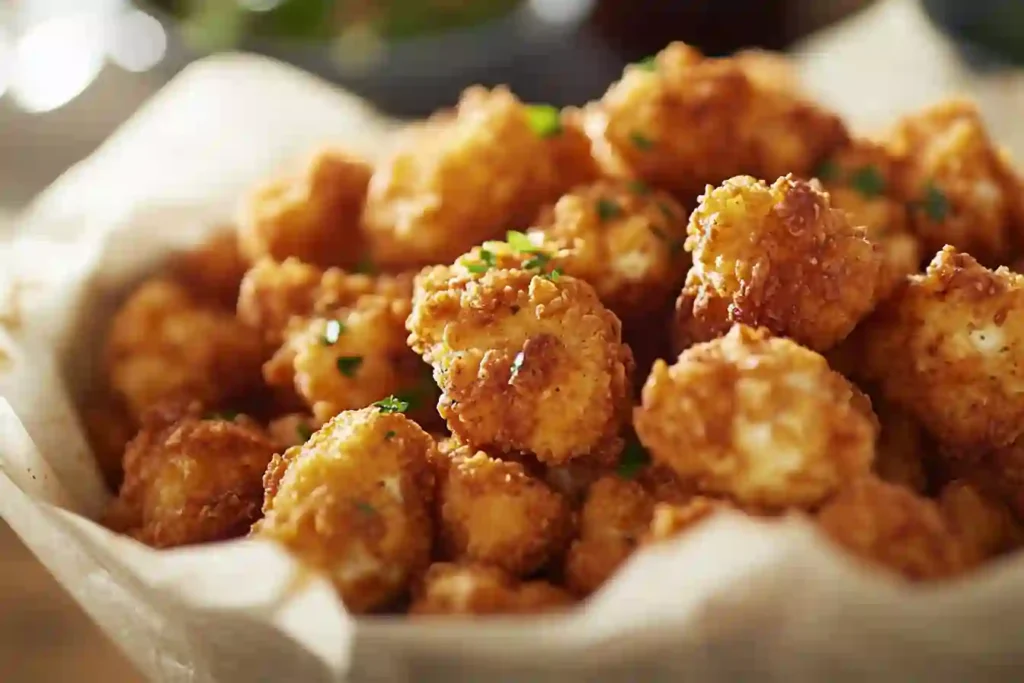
[{"xmin": 107, "ymin": 9, "xmax": 167, "ymax": 73}]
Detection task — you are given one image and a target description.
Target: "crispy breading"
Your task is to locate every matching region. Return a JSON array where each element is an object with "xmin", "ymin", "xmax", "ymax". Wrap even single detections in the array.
[
  {"xmin": 237, "ymin": 147, "xmax": 371, "ymax": 268},
  {"xmin": 644, "ymin": 497, "xmax": 724, "ymax": 544},
  {"xmin": 255, "ymin": 408, "xmax": 436, "ymax": 613},
  {"xmin": 106, "ymin": 279, "xmax": 264, "ymax": 419},
  {"xmin": 408, "ymin": 255, "xmax": 633, "ymax": 465},
  {"xmin": 437, "ymin": 445, "xmax": 571, "ymax": 576},
  {"xmin": 168, "ymin": 229, "xmax": 250, "ymax": 310},
  {"xmin": 583, "ymin": 42, "xmax": 847, "ymax": 203},
  {"xmin": 410, "ymin": 563, "xmax": 573, "ymax": 616},
  {"xmin": 860, "ymin": 247, "xmax": 1024, "ymax": 449},
  {"xmin": 103, "ymin": 404, "xmax": 274, "ymax": 548},
  {"xmin": 674, "ymin": 175, "xmax": 884, "ymax": 353},
  {"xmin": 817, "ymin": 477, "xmax": 970, "ymax": 581},
  {"xmin": 636, "ymin": 325, "xmax": 876, "ymax": 508},
  {"xmin": 938, "ymin": 479, "xmax": 1023, "ymax": 563},
  {"xmin": 266, "ymin": 412, "xmax": 317, "ymax": 451}
]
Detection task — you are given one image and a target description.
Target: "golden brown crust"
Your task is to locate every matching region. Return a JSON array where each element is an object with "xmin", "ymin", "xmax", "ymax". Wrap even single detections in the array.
[
  {"xmin": 255, "ymin": 408, "xmax": 436, "ymax": 613},
  {"xmin": 168, "ymin": 229, "xmax": 250, "ymax": 311},
  {"xmin": 237, "ymin": 147, "xmax": 371, "ymax": 268},
  {"xmin": 583, "ymin": 42, "xmax": 847, "ymax": 204},
  {"xmin": 860, "ymin": 246, "xmax": 1024, "ymax": 449},
  {"xmin": 938, "ymin": 479, "xmax": 1023, "ymax": 563},
  {"xmin": 104, "ymin": 404, "xmax": 275, "ymax": 548},
  {"xmin": 644, "ymin": 497, "xmax": 724, "ymax": 544},
  {"xmin": 409, "ymin": 563, "xmax": 573, "ymax": 616},
  {"xmin": 530, "ymin": 179, "xmax": 690, "ymax": 322},
  {"xmin": 106, "ymin": 279, "xmax": 265, "ymax": 419},
  {"xmin": 408, "ymin": 258, "xmax": 633, "ymax": 465},
  {"xmin": 437, "ymin": 446, "xmax": 571, "ymax": 576},
  {"xmin": 675, "ymin": 175, "xmax": 884, "ymax": 353},
  {"xmin": 636, "ymin": 325, "xmax": 876, "ymax": 508},
  {"xmin": 817, "ymin": 477, "xmax": 970, "ymax": 581}
]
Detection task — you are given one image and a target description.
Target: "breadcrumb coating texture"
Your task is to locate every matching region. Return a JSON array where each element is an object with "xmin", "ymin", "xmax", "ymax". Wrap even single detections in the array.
[
  {"xmin": 529, "ymin": 179, "xmax": 690, "ymax": 322},
  {"xmin": 636, "ymin": 325, "xmax": 876, "ymax": 508},
  {"xmin": 104, "ymin": 405, "xmax": 275, "ymax": 548},
  {"xmin": 409, "ymin": 262, "xmax": 633, "ymax": 465},
  {"xmin": 362, "ymin": 86, "xmax": 590, "ymax": 268},
  {"xmin": 675, "ymin": 175, "xmax": 884, "ymax": 353},
  {"xmin": 884, "ymin": 99, "xmax": 1024, "ymax": 265},
  {"xmin": 437, "ymin": 446, "xmax": 571, "ymax": 576},
  {"xmin": 644, "ymin": 498, "xmax": 724, "ymax": 544},
  {"xmin": 938, "ymin": 479, "xmax": 1023, "ymax": 563},
  {"xmin": 106, "ymin": 279, "xmax": 264, "ymax": 419},
  {"xmin": 410, "ymin": 563, "xmax": 573, "ymax": 616},
  {"xmin": 237, "ymin": 147, "xmax": 371, "ymax": 268},
  {"xmin": 256, "ymin": 408, "xmax": 436, "ymax": 613},
  {"xmin": 818, "ymin": 477, "xmax": 970, "ymax": 581},
  {"xmin": 584, "ymin": 42, "xmax": 847, "ymax": 203},
  {"xmin": 168, "ymin": 230, "xmax": 250, "ymax": 310},
  {"xmin": 860, "ymin": 247, "xmax": 1024, "ymax": 449}
]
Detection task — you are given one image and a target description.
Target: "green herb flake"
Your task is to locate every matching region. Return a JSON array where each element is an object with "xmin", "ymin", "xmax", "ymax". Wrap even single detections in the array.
[
  {"xmin": 385, "ymin": 430, "xmax": 397, "ymax": 440},
  {"xmin": 617, "ymin": 439, "xmax": 651, "ymax": 479},
  {"xmin": 373, "ymin": 395, "xmax": 410, "ymax": 414},
  {"xmin": 543, "ymin": 268, "xmax": 563, "ymax": 282},
  {"xmin": 635, "ymin": 55, "xmax": 657, "ymax": 72},
  {"xmin": 510, "ymin": 350, "xmax": 526, "ymax": 380},
  {"xmin": 920, "ymin": 182, "xmax": 950, "ymax": 223},
  {"xmin": 354, "ymin": 256, "xmax": 376, "ymax": 274},
  {"xmin": 523, "ymin": 252, "xmax": 551, "ymax": 271},
  {"xmin": 849, "ymin": 165, "xmax": 886, "ymax": 199},
  {"xmin": 525, "ymin": 104, "xmax": 562, "ymax": 139},
  {"xmin": 354, "ymin": 500, "xmax": 377, "ymax": 516},
  {"xmin": 336, "ymin": 356, "xmax": 363, "ymax": 377},
  {"xmin": 296, "ymin": 424, "xmax": 314, "ymax": 442},
  {"xmin": 506, "ymin": 230, "xmax": 539, "ymax": 253},
  {"xmin": 630, "ymin": 131, "xmax": 654, "ymax": 150},
  {"xmin": 628, "ymin": 179, "xmax": 651, "ymax": 195},
  {"xmin": 813, "ymin": 159, "xmax": 840, "ymax": 182},
  {"xmin": 596, "ymin": 198, "xmax": 622, "ymax": 222},
  {"xmin": 467, "ymin": 248, "xmax": 497, "ymax": 274},
  {"xmin": 322, "ymin": 319, "xmax": 345, "ymax": 345}
]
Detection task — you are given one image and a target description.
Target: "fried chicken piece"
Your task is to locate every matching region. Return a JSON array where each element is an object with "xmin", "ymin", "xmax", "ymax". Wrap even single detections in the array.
[
  {"xmin": 872, "ymin": 398, "xmax": 929, "ymax": 494},
  {"xmin": 644, "ymin": 497, "xmax": 724, "ymax": 544},
  {"xmin": 104, "ymin": 404, "xmax": 275, "ymax": 548},
  {"xmin": 860, "ymin": 247, "xmax": 1024, "ymax": 449},
  {"xmin": 237, "ymin": 257, "xmax": 413, "ymax": 347},
  {"xmin": 266, "ymin": 412, "xmax": 317, "ymax": 451},
  {"xmin": 883, "ymin": 99, "xmax": 1024, "ymax": 265},
  {"xmin": 80, "ymin": 393, "xmax": 136, "ymax": 490},
  {"xmin": 237, "ymin": 147, "xmax": 371, "ymax": 268},
  {"xmin": 636, "ymin": 325, "xmax": 876, "ymax": 508},
  {"xmin": 410, "ymin": 563, "xmax": 573, "ymax": 616},
  {"xmin": 167, "ymin": 229, "xmax": 250, "ymax": 310},
  {"xmin": 106, "ymin": 279, "xmax": 264, "ymax": 419},
  {"xmin": 674, "ymin": 175, "xmax": 884, "ymax": 353},
  {"xmin": 255, "ymin": 407, "xmax": 436, "ymax": 613},
  {"xmin": 437, "ymin": 445, "xmax": 571, "ymax": 576},
  {"xmin": 263, "ymin": 292, "xmax": 430, "ymax": 424},
  {"xmin": 938, "ymin": 479, "xmax": 1023, "ymax": 563},
  {"xmin": 564, "ymin": 476, "xmax": 654, "ymax": 596},
  {"xmin": 408, "ymin": 253, "xmax": 634, "ymax": 465},
  {"xmin": 362, "ymin": 87, "xmax": 591, "ymax": 268},
  {"xmin": 528, "ymin": 179, "xmax": 690, "ymax": 323},
  {"xmin": 812, "ymin": 139, "xmax": 920, "ymax": 297},
  {"xmin": 817, "ymin": 477, "xmax": 970, "ymax": 581},
  {"xmin": 732, "ymin": 49, "xmax": 802, "ymax": 95},
  {"xmin": 583, "ymin": 42, "xmax": 847, "ymax": 203}
]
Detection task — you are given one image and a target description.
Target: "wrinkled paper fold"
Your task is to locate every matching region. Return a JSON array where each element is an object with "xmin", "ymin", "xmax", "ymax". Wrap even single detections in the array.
[{"xmin": 4, "ymin": 26, "xmax": 1024, "ymax": 683}]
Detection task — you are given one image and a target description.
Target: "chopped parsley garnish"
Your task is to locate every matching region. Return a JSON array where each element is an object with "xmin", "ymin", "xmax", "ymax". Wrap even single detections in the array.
[
  {"xmin": 354, "ymin": 500, "xmax": 377, "ymax": 516},
  {"xmin": 385, "ymin": 430, "xmax": 396, "ymax": 440},
  {"xmin": 813, "ymin": 159, "xmax": 840, "ymax": 182},
  {"xmin": 204, "ymin": 410, "xmax": 239, "ymax": 421},
  {"xmin": 627, "ymin": 179, "xmax": 651, "ymax": 195},
  {"xmin": 596, "ymin": 198, "xmax": 622, "ymax": 222},
  {"xmin": 506, "ymin": 230, "xmax": 539, "ymax": 253},
  {"xmin": 617, "ymin": 439, "xmax": 650, "ymax": 479},
  {"xmin": 467, "ymin": 248, "xmax": 497, "ymax": 274},
  {"xmin": 630, "ymin": 131, "xmax": 654, "ymax": 150},
  {"xmin": 296, "ymin": 424, "xmax": 313, "ymax": 442},
  {"xmin": 322, "ymin": 319, "xmax": 345, "ymax": 345},
  {"xmin": 543, "ymin": 268, "xmax": 563, "ymax": 282},
  {"xmin": 523, "ymin": 252, "xmax": 552, "ymax": 271},
  {"xmin": 525, "ymin": 104, "xmax": 562, "ymax": 138},
  {"xmin": 373, "ymin": 395, "xmax": 410, "ymax": 414},
  {"xmin": 920, "ymin": 182, "xmax": 950, "ymax": 222},
  {"xmin": 510, "ymin": 350, "xmax": 526, "ymax": 380},
  {"xmin": 635, "ymin": 55, "xmax": 657, "ymax": 71},
  {"xmin": 354, "ymin": 256, "xmax": 376, "ymax": 274},
  {"xmin": 336, "ymin": 356, "xmax": 363, "ymax": 377},
  {"xmin": 849, "ymin": 165, "xmax": 886, "ymax": 198}
]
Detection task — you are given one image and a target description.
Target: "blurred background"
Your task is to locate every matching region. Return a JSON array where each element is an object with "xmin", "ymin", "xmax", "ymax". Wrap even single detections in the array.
[{"xmin": 1, "ymin": 0, "xmax": 1024, "ymax": 680}]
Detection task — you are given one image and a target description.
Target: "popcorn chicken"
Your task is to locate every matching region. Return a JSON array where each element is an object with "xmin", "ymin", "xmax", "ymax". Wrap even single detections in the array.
[
  {"xmin": 106, "ymin": 279, "xmax": 265, "ymax": 419},
  {"xmin": 266, "ymin": 412, "xmax": 317, "ymax": 451},
  {"xmin": 583, "ymin": 42, "xmax": 847, "ymax": 203},
  {"xmin": 437, "ymin": 445, "xmax": 571, "ymax": 576},
  {"xmin": 237, "ymin": 147, "xmax": 371, "ymax": 268},
  {"xmin": 674, "ymin": 175, "xmax": 884, "ymax": 353},
  {"xmin": 104, "ymin": 404, "xmax": 275, "ymax": 548},
  {"xmin": 168, "ymin": 229, "xmax": 250, "ymax": 310},
  {"xmin": 938, "ymin": 479, "xmax": 1023, "ymax": 563},
  {"xmin": 884, "ymin": 99, "xmax": 1024, "ymax": 265},
  {"xmin": 872, "ymin": 398, "xmax": 930, "ymax": 494},
  {"xmin": 408, "ymin": 249, "xmax": 634, "ymax": 465},
  {"xmin": 644, "ymin": 497, "xmax": 724, "ymax": 544},
  {"xmin": 860, "ymin": 247, "xmax": 1024, "ymax": 449},
  {"xmin": 635, "ymin": 325, "xmax": 876, "ymax": 508},
  {"xmin": 564, "ymin": 476, "xmax": 654, "ymax": 596},
  {"xmin": 362, "ymin": 87, "xmax": 589, "ymax": 268},
  {"xmin": 255, "ymin": 408, "xmax": 436, "ymax": 613},
  {"xmin": 410, "ymin": 563, "xmax": 573, "ymax": 616},
  {"xmin": 529, "ymin": 179, "xmax": 690, "ymax": 323},
  {"xmin": 817, "ymin": 477, "xmax": 970, "ymax": 581}
]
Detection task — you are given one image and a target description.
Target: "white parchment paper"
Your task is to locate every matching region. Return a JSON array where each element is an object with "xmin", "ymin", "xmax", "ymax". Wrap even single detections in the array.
[{"xmin": 5, "ymin": 7, "xmax": 1024, "ymax": 679}]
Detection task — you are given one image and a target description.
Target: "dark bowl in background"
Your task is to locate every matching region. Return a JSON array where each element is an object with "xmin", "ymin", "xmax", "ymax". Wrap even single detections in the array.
[{"xmin": 922, "ymin": 0, "xmax": 1024, "ymax": 70}]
